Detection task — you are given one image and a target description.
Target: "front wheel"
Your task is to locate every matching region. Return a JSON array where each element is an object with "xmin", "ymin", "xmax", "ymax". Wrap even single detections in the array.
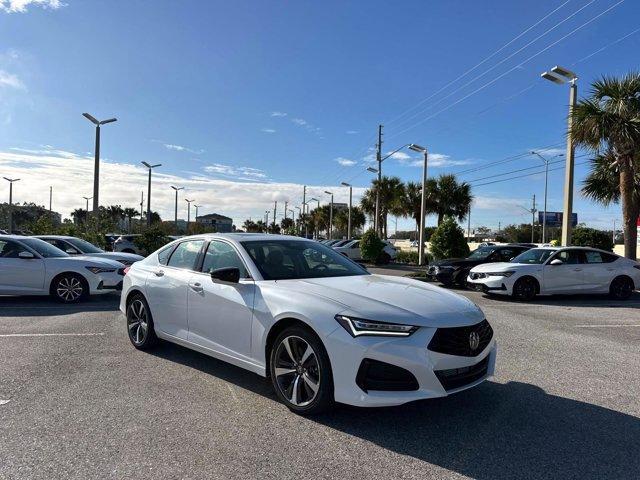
[
  {"xmin": 52, "ymin": 273, "xmax": 87, "ymax": 303},
  {"xmin": 609, "ymin": 276, "xmax": 634, "ymax": 300},
  {"xmin": 269, "ymin": 326, "xmax": 334, "ymax": 415},
  {"xmin": 512, "ymin": 276, "xmax": 537, "ymax": 301}
]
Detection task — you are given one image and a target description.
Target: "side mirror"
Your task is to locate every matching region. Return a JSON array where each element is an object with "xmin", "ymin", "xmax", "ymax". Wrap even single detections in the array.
[
  {"xmin": 210, "ymin": 267, "xmax": 240, "ymax": 284},
  {"xmin": 18, "ymin": 251, "xmax": 35, "ymax": 259},
  {"xmin": 550, "ymin": 259, "xmax": 563, "ymax": 265}
]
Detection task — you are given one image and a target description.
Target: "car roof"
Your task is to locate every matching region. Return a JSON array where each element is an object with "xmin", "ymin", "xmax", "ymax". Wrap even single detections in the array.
[
  {"xmin": 0, "ymin": 234, "xmax": 34, "ymax": 241},
  {"xmin": 34, "ymin": 235, "xmax": 74, "ymax": 240}
]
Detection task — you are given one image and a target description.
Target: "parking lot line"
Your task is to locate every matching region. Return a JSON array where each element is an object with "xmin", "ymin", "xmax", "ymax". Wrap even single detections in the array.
[
  {"xmin": 0, "ymin": 333, "xmax": 106, "ymax": 337},
  {"xmin": 574, "ymin": 324, "xmax": 640, "ymax": 328}
]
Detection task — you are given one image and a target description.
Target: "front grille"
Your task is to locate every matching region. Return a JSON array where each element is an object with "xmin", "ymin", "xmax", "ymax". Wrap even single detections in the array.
[
  {"xmin": 435, "ymin": 356, "xmax": 490, "ymax": 391},
  {"xmin": 427, "ymin": 320, "xmax": 493, "ymax": 357},
  {"xmin": 355, "ymin": 358, "xmax": 419, "ymax": 393}
]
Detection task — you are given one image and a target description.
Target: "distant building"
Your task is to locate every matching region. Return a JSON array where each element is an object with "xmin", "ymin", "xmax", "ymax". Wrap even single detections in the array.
[{"xmin": 196, "ymin": 213, "xmax": 233, "ymax": 233}]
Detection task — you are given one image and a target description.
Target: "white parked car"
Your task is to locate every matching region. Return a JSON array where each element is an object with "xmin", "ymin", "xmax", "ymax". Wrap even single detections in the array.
[
  {"xmin": 334, "ymin": 239, "xmax": 397, "ymax": 263},
  {"xmin": 0, "ymin": 235, "xmax": 126, "ymax": 302},
  {"xmin": 120, "ymin": 234, "xmax": 496, "ymax": 414},
  {"xmin": 113, "ymin": 234, "xmax": 144, "ymax": 255},
  {"xmin": 36, "ymin": 235, "xmax": 144, "ymax": 265},
  {"xmin": 466, "ymin": 246, "xmax": 640, "ymax": 301}
]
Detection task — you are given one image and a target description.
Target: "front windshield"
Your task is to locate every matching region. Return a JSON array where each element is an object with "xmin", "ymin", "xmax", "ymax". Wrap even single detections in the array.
[
  {"xmin": 20, "ymin": 238, "xmax": 69, "ymax": 258},
  {"xmin": 241, "ymin": 239, "xmax": 368, "ymax": 280},
  {"xmin": 332, "ymin": 240, "xmax": 350, "ymax": 247},
  {"xmin": 68, "ymin": 238, "xmax": 104, "ymax": 254},
  {"xmin": 467, "ymin": 246, "xmax": 496, "ymax": 260},
  {"xmin": 511, "ymin": 248, "xmax": 556, "ymax": 264}
]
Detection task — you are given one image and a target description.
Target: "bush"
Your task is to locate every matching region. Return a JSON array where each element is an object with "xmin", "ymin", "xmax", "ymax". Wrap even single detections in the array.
[
  {"xmin": 360, "ymin": 229, "xmax": 384, "ymax": 263},
  {"xmin": 396, "ymin": 250, "xmax": 433, "ymax": 265},
  {"xmin": 134, "ymin": 226, "xmax": 171, "ymax": 255},
  {"xmin": 571, "ymin": 226, "xmax": 613, "ymax": 251},
  {"xmin": 429, "ymin": 217, "xmax": 470, "ymax": 260}
]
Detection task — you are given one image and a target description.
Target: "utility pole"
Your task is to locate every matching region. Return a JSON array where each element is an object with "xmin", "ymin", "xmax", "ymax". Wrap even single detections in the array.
[
  {"xmin": 467, "ymin": 205, "xmax": 471, "ymax": 240},
  {"xmin": 302, "ymin": 185, "xmax": 307, "ymax": 238},
  {"xmin": 284, "ymin": 201, "xmax": 288, "ymax": 220},
  {"xmin": 530, "ymin": 195, "xmax": 537, "ymax": 243},
  {"xmin": 139, "ymin": 191, "xmax": 144, "ymax": 221},
  {"xmin": 49, "ymin": 186, "xmax": 52, "ymax": 211},
  {"xmin": 4, "ymin": 178, "xmax": 20, "ymax": 234},
  {"xmin": 185, "ymin": 198, "xmax": 194, "ymax": 232},
  {"xmin": 324, "ymin": 191, "xmax": 334, "ymax": 240},
  {"xmin": 374, "ymin": 124, "xmax": 383, "ymax": 236},
  {"xmin": 273, "ymin": 201, "xmax": 277, "ymax": 228},
  {"xmin": 171, "ymin": 186, "xmax": 184, "ymax": 234},
  {"xmin": 265, "ymin": 210, "xmax": 270, "ymax": 232}
]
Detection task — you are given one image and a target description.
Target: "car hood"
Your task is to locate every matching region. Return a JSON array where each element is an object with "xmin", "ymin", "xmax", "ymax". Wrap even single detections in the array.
[
  {"xmin": 58, "ymin": 256, "xmax": 125, "ymax": 268},
  {"xmin": 430, "ymin": 258, "xmax": 483, "ymax": 268},
  {"xmin": 84, "ymin": 252, "xmax": 144, "ymax": 262},
  {"xmin": 471, "ymin": 262, "xmax": 519, "ymax": 272},
  {"xmin": 273, "ymin": 274, "xmax": 484, "ymax": 328}
]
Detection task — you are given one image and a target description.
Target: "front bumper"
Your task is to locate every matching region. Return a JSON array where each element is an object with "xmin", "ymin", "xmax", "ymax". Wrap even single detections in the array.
[
  {"xmin": 466, "ymin": 274, "xmax": 512, "ymax": 295},
  {"xmin": 325, "ymin": 324, "xmax": 497, "ymax": 407},
  {"xmin": 88, "ymin": 271, "xmax": 125, "ymax": 294}
]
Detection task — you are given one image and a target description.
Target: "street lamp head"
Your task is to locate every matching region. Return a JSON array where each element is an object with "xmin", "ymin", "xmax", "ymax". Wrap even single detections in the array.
[
  {"xmin": 185, "ymin": 198, "xmax": 194, "ymax": 203},
  {"xmin": 142, "ymin": 162, "xmax": 162, "ymax": 169},
  {"xmin": 551, "ymin": 65, "xmax": 577, "ymax": 81},
  {"xmin": 82, "ymin": 113, "xmax": 99, "ymax": 125},
  {"xmin": 366, "ymin": 167, "xmax": 378, "ymax": 173},
  {"xmin": 341, "ymin": 182, "xmax": 351, "ymax": 187},
  {"xmin": 541, "ymin": 71, "xmax": 566, "ymax": 85},
  {"xmin": 3, "ymin": 177, "xmax": 20, "ymax": 182},
  {"xmin": 100, "ymin": 118, "xmax": 117, "ymax": 125},
  {"xmin": 141, "ymin": 161, "xmax": 151, "ymax": 168},
  {"xmin": 171, "ymin": 185, "xmax": 184, "ymax": 191},
  {"xmin": 324, "ymin": 190, "xmax": 332, "ymax": 195},
  {"xmin": 408, "ymin": 144, "xmax": 427, "ymax": 153}
]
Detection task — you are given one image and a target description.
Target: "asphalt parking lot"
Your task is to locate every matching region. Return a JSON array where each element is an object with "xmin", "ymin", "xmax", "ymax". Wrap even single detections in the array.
[{"xmin": 1, "ymin": 271, "xmax": 639, "ymax": 480}]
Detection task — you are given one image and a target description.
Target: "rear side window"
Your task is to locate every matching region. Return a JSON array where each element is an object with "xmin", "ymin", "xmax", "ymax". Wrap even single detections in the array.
[
  {"xmin": 586, "ymin": 251, "xmax": 618, "ymax": 264},
  {"xmin": 167, "ymin": 240, "xmax": 204, "ymax": 270},
  {"xmin": 157, "ymin": 244, "xmax": 175, "ymax": 265}
]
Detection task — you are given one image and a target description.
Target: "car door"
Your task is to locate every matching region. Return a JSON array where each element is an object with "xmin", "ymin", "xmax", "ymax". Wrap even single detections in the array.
[
  {"xmin": 0, "ymin": 239, "xmax": 46, "ymax": 293},
  {"xmin": 542, "ymin": 249, "xmax": 585, "ymax": 293},
  {"xmin": 581, "ymin": 250, "xmax": 617, "ymax": 292},
  {"xmin": 187, "ymin": 240, "xmax": 255, "ymax": 359},
  {"xmin": 343, "ymin": 241, "xmax": 360, "ymax": 260},
  {"xmin": 145, "ymin": 239, "xmax": 204, "ymax": 340}
]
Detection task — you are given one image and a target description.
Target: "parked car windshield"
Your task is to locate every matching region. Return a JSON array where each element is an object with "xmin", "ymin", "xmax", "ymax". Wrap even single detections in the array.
[
  {"xmin": 511, "ymin": 248, "xmax": 556, "ymax": 264},
  {"xmin": 67, "ymin": 237, "xmax": 104, "ymax": 254},
  {"xmin": 241, "ymin": 239, "xmax": 368, "ymax": 280},
  {"xmin": 467, "ymin": 246, "xmax": 496, "ymax": 260},
  {"xmin": 20, "ymin": 238, "xmax": 69, "ymax": 258}
]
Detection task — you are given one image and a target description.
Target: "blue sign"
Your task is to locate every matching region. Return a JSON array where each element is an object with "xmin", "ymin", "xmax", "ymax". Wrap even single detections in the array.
[{"xmin": 538, "ymin": 211, "xmax": 578, "ymax": 228}]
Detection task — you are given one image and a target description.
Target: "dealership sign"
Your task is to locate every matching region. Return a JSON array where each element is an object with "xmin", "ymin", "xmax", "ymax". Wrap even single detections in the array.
[{"xmin": 538, "ymin": 212, "xmax": 578, "ymax": 228}]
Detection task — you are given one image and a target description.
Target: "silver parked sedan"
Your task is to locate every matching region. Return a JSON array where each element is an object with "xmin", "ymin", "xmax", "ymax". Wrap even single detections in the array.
[{"xmin": 36, "ymin": 235, "xmax": 144, "ymax": 266}]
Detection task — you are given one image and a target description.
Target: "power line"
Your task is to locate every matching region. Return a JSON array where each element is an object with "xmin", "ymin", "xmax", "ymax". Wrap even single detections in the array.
[
  {"xmin": 465, "ymin": 153, "xmax": 589, "ymax": 183},
  {"xmin": 471, "ymin": 160, "xmax": 589, "ymax": 187}
]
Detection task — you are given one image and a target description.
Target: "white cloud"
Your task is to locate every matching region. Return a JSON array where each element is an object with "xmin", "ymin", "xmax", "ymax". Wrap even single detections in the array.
[
  {"xmin": 473, "ymin": 196, "xmax": 527, "ymax": 215},
  {"xmin": 0, "ymin": 0, "xmax": 65, "ymax": 13},
  {"xmin": 0, "ymin": 70, "xmax": 25, "ymax": 90},
  {"xmin": 392, "ymin": 150, "xmax": 473, "ymax": 168},
  {"xmin": 0, "ymin": 148, "xmax": 364, "ymax": 224},
  {"xmin": 291, "ymin": 118, "xmax": 307, "ymax": 126},
  {"xmin": 270, "ymin": 111, "xmax": 287, "ymax": 117},
  {"xmin": 261, "ymin": 128, "xmax": 276, "ymax": 133},
  {"xmin": 346, "ymin": 130, "xmax": 359, "ymax": 135},
  {"xmin": 335, "ymin": 157, "xmax": 357, "ymax": 167},
  {"xmin": 204, "ymin": 163, "xmax": 267, "ymax": 180},
  {"xmin": 162, "ymin": 143, "xmax": 204, "ymax": 155}
]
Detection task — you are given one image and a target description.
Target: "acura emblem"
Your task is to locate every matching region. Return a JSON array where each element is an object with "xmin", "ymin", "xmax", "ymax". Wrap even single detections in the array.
[{"xmin": 469, "ymin": 331, "xmax": 480, "ymax": 351}]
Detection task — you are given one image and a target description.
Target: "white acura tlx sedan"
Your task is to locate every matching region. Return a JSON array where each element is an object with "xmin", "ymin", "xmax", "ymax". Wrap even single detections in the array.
[{"xmin": 120, "ymin": 234, "xmax": 496, "ymax": 414}]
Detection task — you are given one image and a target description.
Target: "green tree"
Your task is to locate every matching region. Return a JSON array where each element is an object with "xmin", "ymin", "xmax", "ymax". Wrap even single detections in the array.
[
  {"xmin": 571, "ymin": 226, "xmax": 614, "ymax": 251},
  {"xmin": 360, "ymin": 176, "xmax": 405, "ymax": 238},
  {"xmin": 429, "ymin": 217, "xmax": 470, "ymax": 260},
  {"xmin": 333, "ymin": 206, "xmax": 365, "ymax": 238},
  {"xmin": 123, "ymin": 207, "xmax": 139, "ymax": 233},
  {"xmin": 571, "ymin": 72, "xmax": 640, "ymax": 259},
  {"xmin": 134, "ymin": 226, "xmax": 171, "ymax": 255},
  {"xmin": 280, "ymin": 217, "xmax": 295, "ymax": 235},
  {"xmin": 426, "ymin": 174, "xmax": 473, "ymax": 225},
  {"xmin": 360, "ymin": 229, "xmax": 384, "ymax": 263}
]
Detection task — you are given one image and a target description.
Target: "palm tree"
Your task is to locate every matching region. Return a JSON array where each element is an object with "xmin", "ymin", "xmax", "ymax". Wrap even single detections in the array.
[
  {"xmin": 571, "ymin": 72, "xmax": 640, "ymax": 259},
  {"xmin": 360, "ymin": 176, "xmax": 405, "ymax": 238},
  {"xmin": 71, "ymin": 208, "xmax": 86, "ymax": 225},
  {"xmin": 427, "ymin": 174, "xmax": 472, "ymax": 225},
  {"xmin": 333, "ymin": 206, "xmax": 366, "ymax": 237},
  {"xmin": 123, "ymin": 207, "xmax": 138, "ymax": 233}
]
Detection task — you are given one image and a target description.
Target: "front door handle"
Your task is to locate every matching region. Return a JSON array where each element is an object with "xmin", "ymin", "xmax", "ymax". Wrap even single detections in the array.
[
  {"xmin": 189, "ymin": 282, "xmax": 203, "ymax": 293},
  {"xmin": 154, "ymin": 270, "xmax": 165, "ymax": 277}
]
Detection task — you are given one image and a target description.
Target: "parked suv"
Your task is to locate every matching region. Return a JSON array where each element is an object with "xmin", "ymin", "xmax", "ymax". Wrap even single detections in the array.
[{"xmin": 427, "ymin": 244, "xmax": 531, "ymax": 288}]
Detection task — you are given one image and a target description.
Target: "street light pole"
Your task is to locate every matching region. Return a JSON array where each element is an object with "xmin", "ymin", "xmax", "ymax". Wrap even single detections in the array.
[
  {"xmin": 171, "ymin": 186, "xmax": 184, "ymax": 233},
  {"xmin": 531, "ymin": 151, "xmax": 563, "ymax": 243},
  {"xmin": 374, "ymin": 124, "xmax": 383, "ymax": 235},
  {"xmin": 409, "ymin": 144, "xmax": 428, "ymax": 265},
  {"xmin": 141, "ymin": 162, "xmax": 161, "ymax": 226},
  {"xmin": 49, "ymin": 186, "xmax": 52, "ymax": 211},
  {"xmin": 83, "ymin": 113, "xmax": 117, "ymax": 217},
  {"xmin": 194, "ymin": 205, "xmax": 202, "ymax": 223},
  {"xmin": 324, "ymin": 191, "xmax": 333, "ymax": 239},
  {"xmin": 265, "ymin": 210, "xmax": 270, "ymax": 232},
  {"xmin": 3, "ymin": 177, "xmax": 20, "ymax": 233},
  {"xmin": 295, "ymin": 206, "xmax": 302, "ymax": 235},
  {"xmin": 185, "ymin": 198, "xmax": 194, "ymax": 232},
  {"xmin": 82, "ymin": 196, "xmax": 92, "ymax": 213},
  {"xmin": 541, "ymin": 66, "xmax": 578, "ymax": 246},
  {"xmin": 341, "ymin": 182, "xmax": 353, "ymax": 239}
]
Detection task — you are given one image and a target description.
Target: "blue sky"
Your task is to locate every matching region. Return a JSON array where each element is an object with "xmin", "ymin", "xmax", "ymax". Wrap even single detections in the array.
[{"xmin": 0, "ymin": 0, "xmax": 638, "ymax": 231}]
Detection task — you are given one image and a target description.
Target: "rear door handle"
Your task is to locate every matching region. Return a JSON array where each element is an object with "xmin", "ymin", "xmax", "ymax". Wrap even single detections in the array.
[
  {"xmin": 189, "ymin": 282, "xmax": 203, "ymax": 293},
  {"xmin": 154, "ymin": 270, "xmax": 165, "ymax": 277}
]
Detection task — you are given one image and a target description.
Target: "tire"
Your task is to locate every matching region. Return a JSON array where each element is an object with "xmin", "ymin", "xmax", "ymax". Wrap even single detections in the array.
[
  {"xmin": 269, "ymin": 326, "xmax": 334, "ymax": 415},
  {"xmin": 51, "ymin": 273, "xmax": 88, "ymax": 303},
  {"xmin": 455, "ymin": 269, "xmax": 470, "ymax": 288},
  {"xmin": 512, "ymin": 276, "xmax": 537, "ymax": 301},
  {"xmin": 609, "ymin": 276, "xmax": 634, "ymax": 300},
  {"xmin": 126, "ymin": 293, "xmax": 158, "ymax": 350}
]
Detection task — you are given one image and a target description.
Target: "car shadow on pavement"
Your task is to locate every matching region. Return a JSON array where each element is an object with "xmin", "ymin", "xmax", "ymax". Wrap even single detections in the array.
[
  {"xmin": 148, "ymin": 342, "xmax": 639, "ymax": 479},
  {"xmin": 0, "ymin": 294, "xmax": 121, "ymax": 317},
  {"xmin": 480, "ymin": 291, "xmax": 640, "ymax": 308}
]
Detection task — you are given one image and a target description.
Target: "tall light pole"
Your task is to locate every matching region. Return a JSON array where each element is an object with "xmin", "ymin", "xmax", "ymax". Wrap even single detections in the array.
[
  {"xmin": 82, "ymin": 113, "xmax": 117, "ymax": 216},
  {"xmin": 374, "ymin": 124, "xmax": 383, "ymax": 235},
  {"xmin": 3, "ymin": 177, "xmax": 20, "ymax": 233},
  {"xmin": 302, "ymin": 185, "xmax": 307, "ymax": 238},
  {"xmin": 82, "ymin": 195, "xmax": 92, "ymax": 213},
  {"xmin": 273, "ymin": 201, "xmax": 277, "ymax": 228},
  {"xmin": 531, "ymin": 151, "xmax": 563, "ymax": 243},
  {"xmin": 295, "ymin": 206, "xmax": 302, "ymax": 235},
  {"xmin": 265, "ymin": 210, "xmax": 270, "ymax": 232},
  {"xmin": 324, "ymin": 191, "xmax": 334, "ymax": 239},
  {"xmin": 139, "ymin": 191, "xmax": 144, "ymax": 221},
  {"xmin": 308, "ymin": 198, "xmax": 318, "ymax": 239},
  {"xmin": 185, "ymin": 198, "xmax": 194, "ymax": 232},
  {"xmin": 341, "ymin": 182, "xmax": 353, "ymax": 239},
  {"xmin": 141, "ymin": 162, "xmax": 161, "ymax": 226},
  {"xmin": 194, "ymin": 204, "xmax": 202, "ymax": 222},
  {"xmin": 82, "ymin": 195, "xmax": 92, "ymax": 229},
  {"xmin": 49, "ymin": 186, "xmax": 52, "ymax": 211},
  {"xmin": 408, "ymin": 144, "xmax": 428, "ymax": 265},
  {"xmin": 541, "ymin": 65, "xmax": 578, "ymax": 246},
  {"xmin": 170, "ymin": 185, "xmax": 184, "ymax": 233}
]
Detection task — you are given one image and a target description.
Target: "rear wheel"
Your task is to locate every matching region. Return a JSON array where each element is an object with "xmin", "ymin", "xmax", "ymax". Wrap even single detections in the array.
[
  {"xmin": 609, "ymin": 276, "xmax": 634, "ymax": 300},
  {"xmin": 52, "ymin": 273, "xmax": 88, "ymax": 303},
  {"xmin": 269, "ymin": 326, "xmax": 334, "ymax": 415},
  {"xmin": 512, "ymin": 276, "xmax": 537, "ymax": 301},
  {"xmin": 126, "ymin": 294, "xmax": 158, "ymax": 349}
]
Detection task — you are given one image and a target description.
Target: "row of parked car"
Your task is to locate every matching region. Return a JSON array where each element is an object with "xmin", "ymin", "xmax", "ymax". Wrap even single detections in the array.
[{"xmin": 319, "ymin": 238, "xmax": 398, "ymax": 264}]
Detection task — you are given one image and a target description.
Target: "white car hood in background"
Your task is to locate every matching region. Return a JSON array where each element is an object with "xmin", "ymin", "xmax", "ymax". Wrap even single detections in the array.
[
  {"xmin": 274, "ymin": 274, "xmax": 484, "ymax": 327},
  {"xmin": 60, "ymin": 256, "xmax": 125, "ymax": 268},
  {"xmin": 84, "ymin": 252, "xmax": 143, "ymax": 263},
  {"xmin": 471, "ymin": 262, "xmax": 523, "ymax": 272}
]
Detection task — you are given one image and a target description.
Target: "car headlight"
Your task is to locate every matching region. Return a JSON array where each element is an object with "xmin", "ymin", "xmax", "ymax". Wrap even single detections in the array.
[
  {"xmin": 335, "ymin": 315, "xmax": 418, "ymax": 337},
  {"xmin": 85, "ymin": 266, "xmax": 117, "ymax": 274},
  {"xmin": 485, "ymin": 271, "xmax": 515, "ymax": 277}
]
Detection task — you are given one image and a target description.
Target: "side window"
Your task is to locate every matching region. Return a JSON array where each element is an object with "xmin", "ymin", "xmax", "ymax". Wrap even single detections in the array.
[
  {"xmin": 202, "ymin": 241, "xmax": 247, "ymax": 277},
  {"xmin": 600, "ymin": 252, "xmax": 618, "ymax": 263},
  {"xmin": 167, "ymin": 240, "xmax": 204, "ymax": 270},
  {"xmin": 58, "ymin": 240, "xmax": 78, "ymax": 254},
  {"xmin": 0, "ymin": 240, "xmax": 27, "ymax": 258},
  {"xmin": 499, "ymin": 249, "xmax": 514, "ymax": 261},
  {"xmin": 553, "ymin": 250, "xmax": 583, "ymax": 265},
  {"xmin": 585, "ymin": 251, "xmax": 604, "ymax": 264},
  {"xmin": 157, "ymin": 244, "xmax": 175, "ymax": 265}
]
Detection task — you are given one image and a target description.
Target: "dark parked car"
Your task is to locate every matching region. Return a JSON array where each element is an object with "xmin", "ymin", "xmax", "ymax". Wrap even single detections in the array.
[{"xmin": 426, "ymin": 244, "xmax": 532, "ymax": 287}]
